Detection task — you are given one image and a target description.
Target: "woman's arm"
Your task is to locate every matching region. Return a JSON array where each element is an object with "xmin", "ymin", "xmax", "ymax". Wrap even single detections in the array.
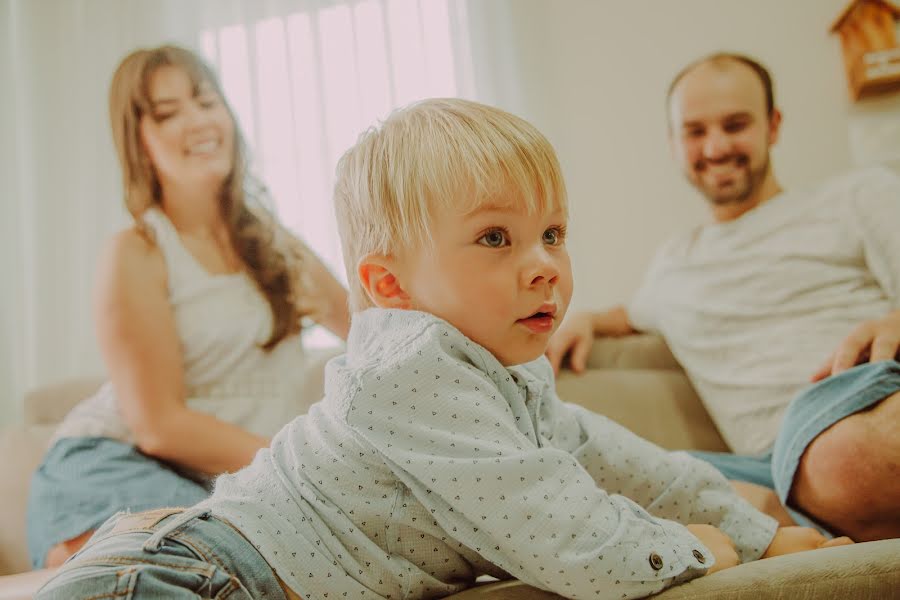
[
  {"xmin": 94, "ymin": 229, "xmax": 268, "ymax": 475},
  {"xmin": 303, "ymin": 249, "xmax": 351, "ymax": 341},
  {"xmin": 281, "ymin": 231, "xmax": 351, "ymax": 341}
]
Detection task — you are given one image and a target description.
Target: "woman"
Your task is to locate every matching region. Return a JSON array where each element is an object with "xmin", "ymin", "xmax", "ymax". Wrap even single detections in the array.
[{"xmin": 26, "ymin": 45, "xmax": 350, "ymax": 569}]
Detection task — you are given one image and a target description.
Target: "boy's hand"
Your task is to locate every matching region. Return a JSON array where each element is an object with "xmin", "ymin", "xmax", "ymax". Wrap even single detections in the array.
[
  {"xmin": 761, "ymin": 526, "xmax": 854, "ymax": 558},
  {"xmin": 685, "ymin": 524, "xmax": 740, "ymax": 574}
]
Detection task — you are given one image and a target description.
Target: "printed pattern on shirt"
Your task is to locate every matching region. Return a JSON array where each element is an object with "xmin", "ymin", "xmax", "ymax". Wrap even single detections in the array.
[{"xmin": 204, "ymin": 309, "xmax": 777, "ymax": 600}]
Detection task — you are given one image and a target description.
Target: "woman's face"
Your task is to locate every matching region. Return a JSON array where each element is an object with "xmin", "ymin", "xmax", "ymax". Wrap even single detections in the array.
[{"xmin": 139, "ymin": 65, "xmax": 236, "ymax": 196}]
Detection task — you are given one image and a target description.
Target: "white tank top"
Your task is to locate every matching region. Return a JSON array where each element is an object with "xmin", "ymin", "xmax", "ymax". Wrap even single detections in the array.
[{"xmin": 53, "ymin": 207, "xmax": 317, "ymax": 445}]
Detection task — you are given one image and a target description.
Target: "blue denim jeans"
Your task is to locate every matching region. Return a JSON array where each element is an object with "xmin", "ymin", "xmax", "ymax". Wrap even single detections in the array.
[
  {"xmin": 35, "ymin": 507, "xmax": 287, "ymax": 600},
  {"xmin": 693, "ymin": 360, "xmax": 900, "ymax": 536}
]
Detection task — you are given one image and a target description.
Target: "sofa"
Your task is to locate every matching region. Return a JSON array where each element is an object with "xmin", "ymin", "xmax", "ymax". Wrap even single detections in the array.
[{"xmin": 1, "ymin": 335, "xmax": 897, "ymax": 599}]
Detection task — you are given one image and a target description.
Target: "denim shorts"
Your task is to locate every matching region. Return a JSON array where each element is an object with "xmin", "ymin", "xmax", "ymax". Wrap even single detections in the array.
[
  {"xmin": 27, "ymin": 436, "xmax": 211, "ymax": 568},
  {"xmin": 693, "ymin": 360, "xmax": 900, "ymax": 536},
  {"xmin": 35, "ymin": 507, "xmax": 288, "ymax": 600}
]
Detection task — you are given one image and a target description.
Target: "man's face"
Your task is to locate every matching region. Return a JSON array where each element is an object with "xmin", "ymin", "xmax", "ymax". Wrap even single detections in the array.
[
  {"xmin": 669, "ymin": 61, "xmax": 780, "ymax": 210},
  {"xmin": 396, "ymin": 197, "xmax": 573, "ymax": 366}
]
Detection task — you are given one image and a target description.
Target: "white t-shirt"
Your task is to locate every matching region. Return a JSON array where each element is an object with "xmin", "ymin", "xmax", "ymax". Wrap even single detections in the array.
[
  {"xmin": 629, "ymin": 167, "xmax": 900, "ymax": 455},
  {"xmin": 202, "ymin": 309, "xmax": 775, "ymax": 599},
  {"xmin": 52, "ymin": 207, "xmax": 324, "ymax": 447}
]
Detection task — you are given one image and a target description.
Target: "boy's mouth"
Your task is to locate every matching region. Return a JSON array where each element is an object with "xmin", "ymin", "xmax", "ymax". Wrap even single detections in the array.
[{"xmin": 516, "ymin": 304, "xmax": 557, "ymax": 334}]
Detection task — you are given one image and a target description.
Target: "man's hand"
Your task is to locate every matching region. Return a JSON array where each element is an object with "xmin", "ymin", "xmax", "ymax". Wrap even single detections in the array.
[
  {"xmin": 546, "ymin": 311, "xmax": 595, "ymax": 374},
  {"xmin": 811, "ymin": 310, "xmax": 900, "ymax": 382},
  {"xmin": 685, "ymin": 524, "xmax": 740, "ymax": 574},
  {"xmin": 761, "ymin": 526, "xmax": 853, "ymax": 559}
]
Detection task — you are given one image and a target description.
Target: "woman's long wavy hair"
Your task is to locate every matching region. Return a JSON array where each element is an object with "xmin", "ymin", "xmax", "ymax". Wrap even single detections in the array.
[{"xmin": 108, "ymin": 45, "xmax": 304, "ymax": 350}]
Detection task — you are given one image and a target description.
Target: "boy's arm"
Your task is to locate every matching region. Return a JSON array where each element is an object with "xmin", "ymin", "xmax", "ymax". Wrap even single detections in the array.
[
  {"xmin": 349, "ymin": 353, "xmax": 715, "ymax": 599},
  {"xmin": 551, "ymin": 398, "xmax": 778, "ymax": 563}
]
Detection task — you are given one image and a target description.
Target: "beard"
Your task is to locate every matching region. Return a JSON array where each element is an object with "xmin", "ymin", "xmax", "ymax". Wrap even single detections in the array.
[{"xmin": 691, "ymin": 152, "xmax": 770, "ymax": 207}]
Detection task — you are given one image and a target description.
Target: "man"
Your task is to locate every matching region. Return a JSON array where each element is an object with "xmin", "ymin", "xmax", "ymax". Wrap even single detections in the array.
[{"xmin": 547, "ymin": 53, "xmax": 900, "ymax": 542}]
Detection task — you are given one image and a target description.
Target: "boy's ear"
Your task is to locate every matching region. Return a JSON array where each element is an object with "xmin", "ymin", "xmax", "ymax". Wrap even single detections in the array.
[{"xmin": 358, "ymin": 254, "xmax": 411, "ymax": 310}]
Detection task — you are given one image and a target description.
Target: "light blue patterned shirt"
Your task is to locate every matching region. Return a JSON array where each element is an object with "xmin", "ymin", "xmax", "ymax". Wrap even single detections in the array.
[{"xmin": 202, "ymin": 309, "xmax": 777, "ymax": 599}]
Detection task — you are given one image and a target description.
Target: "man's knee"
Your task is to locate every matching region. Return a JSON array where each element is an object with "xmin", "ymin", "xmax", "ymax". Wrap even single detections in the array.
[{"xmin": 791, "ymin": 394, "xmax": 900, "ymax": 539}]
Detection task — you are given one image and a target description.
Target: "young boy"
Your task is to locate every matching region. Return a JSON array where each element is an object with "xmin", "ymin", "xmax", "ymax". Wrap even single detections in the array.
[{"xmin": 37, "ymin": 99, "xmax": 847, "ymax": 600}]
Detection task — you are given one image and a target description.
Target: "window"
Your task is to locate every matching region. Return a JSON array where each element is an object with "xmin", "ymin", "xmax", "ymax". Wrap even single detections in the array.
[{"xmin": 200, "ymin": 0, "xmax": 468, "ymax": 346}]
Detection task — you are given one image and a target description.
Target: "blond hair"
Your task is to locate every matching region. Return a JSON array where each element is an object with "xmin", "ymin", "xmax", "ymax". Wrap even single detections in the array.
[
  {"xmin": 108, "ymin": 45, "xmax": 307, "ymax": 349},
  {"xmin": 334, "ymin": 98, "xmax": 567, "ymax": 311}
]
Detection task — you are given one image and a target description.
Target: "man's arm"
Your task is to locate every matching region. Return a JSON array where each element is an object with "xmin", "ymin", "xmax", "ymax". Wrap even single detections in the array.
[
  {"xmin": 812, "ymin": 168, "xmax": 900, "ymax": 381},
  {"xmin": 546, "ymin": 305, "xmax": 638, "ymax": 373}
]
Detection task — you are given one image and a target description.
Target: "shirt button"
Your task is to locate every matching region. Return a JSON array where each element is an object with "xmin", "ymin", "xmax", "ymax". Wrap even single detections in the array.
[
  {"xmin": 692, "ymin": 549, "xmax": 706, "ymax": 564},
  {"xmin": 648, "ymin": 552, "xmax": 664, "ymax": 570}
]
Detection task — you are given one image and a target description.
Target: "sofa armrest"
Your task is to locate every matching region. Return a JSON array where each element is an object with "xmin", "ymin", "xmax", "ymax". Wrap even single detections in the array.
[
  {"xmin": 0, "ymin": 425, "xmax": 55, "ymax": 575},
  {"xmin": 584, "ymin": 334, "xmax": 683, "ymax": 371},
  {"xmin": 24, "ymin": 377, "xmax": 104, "ymax": 426}
]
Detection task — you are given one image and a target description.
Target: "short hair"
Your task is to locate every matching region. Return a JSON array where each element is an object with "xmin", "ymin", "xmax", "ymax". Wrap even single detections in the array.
[
  {"xmin": 333, "ymin": 98, "xmax": 567, "ymax": 311},
  {"xmin": 666, "ymin": 52, "xmax": 775, "ymax": 118}
]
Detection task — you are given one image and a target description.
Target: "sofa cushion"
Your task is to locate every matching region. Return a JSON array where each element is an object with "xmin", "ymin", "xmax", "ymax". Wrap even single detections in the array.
[
  {"xmin": 556, "ymin": 368, "xmax": 728, "ymax": 452},
  {"xmin": 587, "ymin": 334, "xmax": 684, "ymax": 371},
  {"xmin": 446, "ymin": 538, "xmax": 900, "ymax": 599}
]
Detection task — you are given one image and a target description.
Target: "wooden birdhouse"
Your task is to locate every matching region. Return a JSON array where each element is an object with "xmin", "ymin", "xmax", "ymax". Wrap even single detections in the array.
[{"xmin": 831, "ymin": 0, "xmax": 900, "ymax": 100}]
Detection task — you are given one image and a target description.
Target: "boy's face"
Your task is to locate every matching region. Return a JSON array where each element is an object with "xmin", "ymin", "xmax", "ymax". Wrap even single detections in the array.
[{"xmin": 398, "ymin": 197, "xmax": 572, "ymax": 366}]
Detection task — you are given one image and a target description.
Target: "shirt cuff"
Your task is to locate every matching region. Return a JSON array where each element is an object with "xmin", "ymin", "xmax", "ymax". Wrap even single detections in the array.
[{"xmin": 719, "ymin": 497, "xmax": 780, "ymax": 563}]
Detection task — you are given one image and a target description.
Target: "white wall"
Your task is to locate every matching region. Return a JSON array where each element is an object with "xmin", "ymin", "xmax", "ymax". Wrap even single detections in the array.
[
  {"xmin": 6, "ymin": 0, "xmax": 899, "ymax": 424},
  {"xmin": 0, "ymin": 1, "xmax": 210, "ymax": 426},
  {"xmin": 495, "ymin": 0, "xmax": 862, "ymax": 309}
]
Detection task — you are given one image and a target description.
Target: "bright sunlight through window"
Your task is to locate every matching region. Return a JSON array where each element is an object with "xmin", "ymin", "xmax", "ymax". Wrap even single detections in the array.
[{"xmin": 200, "ymin": 0, "xmax": 467, "ymax": 346}]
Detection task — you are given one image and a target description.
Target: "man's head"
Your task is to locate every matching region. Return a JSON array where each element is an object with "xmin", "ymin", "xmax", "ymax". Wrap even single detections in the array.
[
  {"xmin": 334, "ymin": 98, "xmax": 572, "ymax": 366},
  {"xmin": 667, "ymin": 53, "xmax": 783, "ymax": 220}
]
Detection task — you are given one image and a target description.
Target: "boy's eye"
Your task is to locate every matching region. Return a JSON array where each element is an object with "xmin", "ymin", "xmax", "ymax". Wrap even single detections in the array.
[
  {"xmin": 477, "ymin": 229, "xmax": 509, "ymax": 248},
  {"xmin": 543, "ymin": 226, "xmax": 565, "ymax": 246}
]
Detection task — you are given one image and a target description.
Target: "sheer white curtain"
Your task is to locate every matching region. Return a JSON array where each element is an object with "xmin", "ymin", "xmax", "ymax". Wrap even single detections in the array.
[{"xmin": 1, "ymin": 0, "xmax": 524, "ymax": 426}]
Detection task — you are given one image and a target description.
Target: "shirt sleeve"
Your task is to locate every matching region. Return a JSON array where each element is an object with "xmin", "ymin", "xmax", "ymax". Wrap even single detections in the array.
[
  {"xmin": 346, "ymin": 340, "xmax": 717, "ymax": 599},
  {"xmin": 520, "ymin": 357, "xmax": 777, "ymax": 564},
  {"xmin": 847, "ymin": 167, "xmax": 900, "ymax": 308}
]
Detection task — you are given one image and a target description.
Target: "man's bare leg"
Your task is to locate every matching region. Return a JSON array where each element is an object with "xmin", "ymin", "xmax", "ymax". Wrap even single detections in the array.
[{"xmin": 790, "ymin": 391, "xmax": 900, "ymax": 541}]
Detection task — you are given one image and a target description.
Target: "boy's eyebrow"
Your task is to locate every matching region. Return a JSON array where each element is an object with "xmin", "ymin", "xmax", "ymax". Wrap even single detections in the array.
[{"xmin": 464, "ymin": 203, "xmax": 518, "ymax": 218}]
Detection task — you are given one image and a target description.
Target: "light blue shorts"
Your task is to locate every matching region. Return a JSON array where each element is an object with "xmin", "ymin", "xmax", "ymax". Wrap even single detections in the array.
[
  {"xmin": 35, "ymin": 507, "xmax": 287, "ymax": 600},
  {"xmin": 27, "ymin": 437, "xmax": 211, "ymax": 568},
  {"xmin": 693, "ymin": 360, "xmax": 900, "ymax": 536}
]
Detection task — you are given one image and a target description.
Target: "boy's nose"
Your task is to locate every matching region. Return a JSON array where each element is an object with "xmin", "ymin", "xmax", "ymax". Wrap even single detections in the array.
[{"xmin": 523, "ymin": 249, "xmax": 560, "ymax": 288}]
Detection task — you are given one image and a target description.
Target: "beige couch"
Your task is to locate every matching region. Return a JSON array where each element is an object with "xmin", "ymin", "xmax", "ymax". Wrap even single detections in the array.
[{"xmin": 1, "ymin": 336, "xmax": 897, "ymax": 599}]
